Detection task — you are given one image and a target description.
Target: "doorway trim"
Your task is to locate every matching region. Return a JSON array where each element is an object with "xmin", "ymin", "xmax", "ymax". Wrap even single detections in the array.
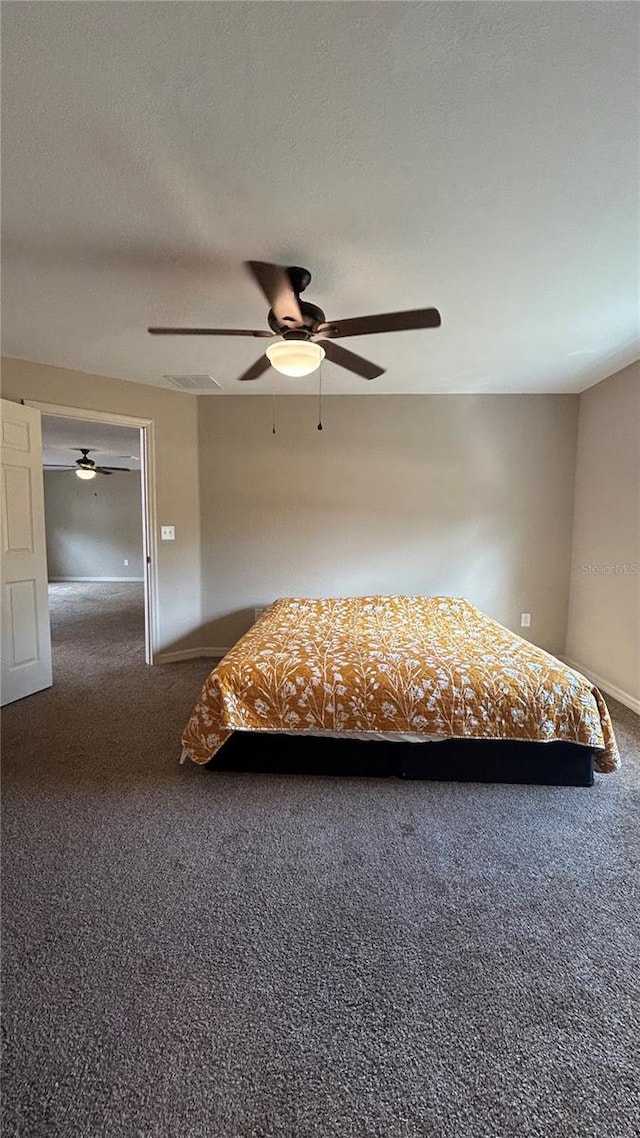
[{"xmin": 25, "ymin": 400, "xmax": 159, "ymax": 665}]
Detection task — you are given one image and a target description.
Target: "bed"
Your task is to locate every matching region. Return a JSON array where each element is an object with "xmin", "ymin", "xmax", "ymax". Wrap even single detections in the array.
[{"xmin": 181, "ymin": 596, "xmax": 619, "ymax": 785}]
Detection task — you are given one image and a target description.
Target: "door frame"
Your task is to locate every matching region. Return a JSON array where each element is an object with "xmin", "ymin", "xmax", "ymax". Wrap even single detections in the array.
[{"xmin": 25, "ymin": 400, "xmax": 159, "ymax": 665}]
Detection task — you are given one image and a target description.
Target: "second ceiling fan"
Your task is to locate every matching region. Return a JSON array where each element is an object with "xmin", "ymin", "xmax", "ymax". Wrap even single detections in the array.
[
  {"xmin": 44, "ymin": 448, "xmax": 132, "ymax": 480},
  {"xmin": 148, "ymin": 261, "xmax": 441, "ymax": 382}
]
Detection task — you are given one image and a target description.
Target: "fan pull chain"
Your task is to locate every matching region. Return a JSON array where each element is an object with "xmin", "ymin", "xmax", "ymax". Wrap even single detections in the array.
[
  {"xmin": 272, "ymin": 394, "xmax": 277, "ymax": 436},
  {"xmin": 317, "ymin": 362, "xmax": 323, "ymax": 431}
]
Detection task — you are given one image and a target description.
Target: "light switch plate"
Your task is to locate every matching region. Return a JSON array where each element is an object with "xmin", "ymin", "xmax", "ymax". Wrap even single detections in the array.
[{"xmin": 161, "ymin": 525, "xmax": 175, "ymax": 541}]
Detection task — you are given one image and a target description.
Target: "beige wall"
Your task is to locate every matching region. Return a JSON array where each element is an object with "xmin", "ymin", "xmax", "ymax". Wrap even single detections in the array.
[
  {"xmin": 198, "ymin": 395, "xmax": 579, "ymax": 655},
  {"xmin": 566, "ymin": 361, "xmax": 640, "ymax": 706},
  {"xmin": 44, "ymin": 469, "xmax": 144, "ymax": 580},
  {"xmin": 1, "ymin": 358, "xmax": 201, "ymax": 654},
  {"xmin": 10, "ymin": 356, "xmax": 636, "ymax": 696}
]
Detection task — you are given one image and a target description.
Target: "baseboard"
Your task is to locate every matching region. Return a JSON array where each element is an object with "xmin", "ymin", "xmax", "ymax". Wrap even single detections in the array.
[
  {"xmin": 562, "ymin": 657, "xmax": 640, "ymax": 716},
  {"xmin": 49, "ymin": 576, "xmax": 144, "ymax": 583},
  {"xmin": 157, "ymin": 646, "xmax": 229, "ymax": 664}
]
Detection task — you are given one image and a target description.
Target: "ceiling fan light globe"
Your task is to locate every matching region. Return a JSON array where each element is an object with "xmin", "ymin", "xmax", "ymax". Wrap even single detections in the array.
[
  {"xmin": 265, "ymin": 340, "xmax": 325, "ymax": 378},
  {"xmin": 76, "ymin": 467, "xmax": 97, "ymax": 480}
]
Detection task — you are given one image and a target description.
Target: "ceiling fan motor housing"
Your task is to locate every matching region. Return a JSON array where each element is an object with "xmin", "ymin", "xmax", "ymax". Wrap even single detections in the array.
[
  {"xmin": 286, "ymin": 266, "xmax": 311, "ymax": 294},
  {"xmin": 268, "ymin": 300, "xmax": 326, "ymax": 337}
]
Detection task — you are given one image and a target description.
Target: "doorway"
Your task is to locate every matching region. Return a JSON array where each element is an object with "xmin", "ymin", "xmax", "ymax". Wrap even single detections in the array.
[{"xmin": 26, "ymin": 401, "xmax": 157, "ymax": 667}]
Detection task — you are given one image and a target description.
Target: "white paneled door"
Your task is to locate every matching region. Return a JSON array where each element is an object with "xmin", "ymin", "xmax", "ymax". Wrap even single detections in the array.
[{"xmin": 1, "ymin": 400, "xmax": 52, "ymax": 705}]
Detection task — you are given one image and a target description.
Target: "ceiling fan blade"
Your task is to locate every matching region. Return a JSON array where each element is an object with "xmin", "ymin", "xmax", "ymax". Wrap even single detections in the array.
[
  {"xmin": 318, "ymin": 340, "xmax": 385, "ymax": 380},
  {"xmin": 97, "ymin": 466, "xmax": 131, "ymax": 472},
  {"xmin": 148, "ymin": 327, "xmax": 273, "ymax": 337},
  {"xmin": 96, "ymin": 469, "xmax": 112, "ymax": 475},
  {"xmin": 246, "ymin": 262, "xmax": 304, "ymax": 326},
  {"xmin": 319, "ymin": 308, "xmax": 441, "ymax": 339},
  {"xmin": 236, "ymin": 353, "xmax": 271, "ymax": 382}
]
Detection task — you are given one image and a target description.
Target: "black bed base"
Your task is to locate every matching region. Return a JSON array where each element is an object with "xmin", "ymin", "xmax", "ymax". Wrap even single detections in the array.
[{"xmin": 205, "ymin": 732, "xmax": 595, "ymax": 787}]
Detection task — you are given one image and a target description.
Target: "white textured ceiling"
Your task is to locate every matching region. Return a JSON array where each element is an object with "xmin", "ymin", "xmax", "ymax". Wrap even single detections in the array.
[
  {"xmin": 41, "ymin": 416, "xmax": 140, "ymax": 469},
  {"xmin": 2, "ymin": 2, "xmax": 638, "ymax": 395}
]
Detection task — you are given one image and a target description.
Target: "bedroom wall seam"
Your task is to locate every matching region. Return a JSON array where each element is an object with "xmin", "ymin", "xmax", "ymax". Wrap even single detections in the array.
[{"xmin": 561, "ymin": 395, "xmax": 582, "ymax": 658}]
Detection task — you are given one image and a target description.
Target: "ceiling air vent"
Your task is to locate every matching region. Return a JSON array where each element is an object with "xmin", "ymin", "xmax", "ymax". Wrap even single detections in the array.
[{"xmin": 163, "ymin": 374, "xmax": 223, "ymax": 393}]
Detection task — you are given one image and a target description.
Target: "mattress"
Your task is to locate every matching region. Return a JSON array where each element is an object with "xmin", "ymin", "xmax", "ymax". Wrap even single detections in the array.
[{"xmin": 181, "ymin": 596, "xmax": 619, "ymax": 773}]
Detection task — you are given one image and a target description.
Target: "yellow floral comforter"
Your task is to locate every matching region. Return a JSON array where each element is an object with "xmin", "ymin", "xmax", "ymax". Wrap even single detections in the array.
[{"xmin": 181, "ymin": 596, "xmax": 619, "ymax": 773}]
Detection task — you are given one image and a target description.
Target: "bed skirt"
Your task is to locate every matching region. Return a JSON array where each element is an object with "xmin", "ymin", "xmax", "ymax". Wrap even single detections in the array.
[{"xmin": 204, "ymin": 732, "xmax": 595, "ymax": 787}]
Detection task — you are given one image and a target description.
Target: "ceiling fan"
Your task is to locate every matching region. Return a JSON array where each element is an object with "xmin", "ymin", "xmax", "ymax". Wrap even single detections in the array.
[
  {"xmin": 148, "ymin": 261, "xmax": 442, "ymax": 382},
  {"xmin": 44, "ymin": 448, "xmax": 132, "ymax": 481}
]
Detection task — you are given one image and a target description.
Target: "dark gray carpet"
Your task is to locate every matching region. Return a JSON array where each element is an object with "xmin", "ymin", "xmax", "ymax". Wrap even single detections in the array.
[{"xmin": 2, "ymin": 582, "xmax": 639, "ymax": 1138}]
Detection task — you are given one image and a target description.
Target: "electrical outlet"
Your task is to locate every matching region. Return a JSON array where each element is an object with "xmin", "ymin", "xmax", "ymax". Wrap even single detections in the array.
[
  {"xmin": 520, "ymin": 612, "xmax": 531, "ymax": 628},
  {"xmin": 124, "ymin": 559, "xmax": 129, "ymax": 566},
  {"xmin": 160, "ymin": 525, "xmax": 175, "ymax": 541},
  {"xmin": 254, "ymin": 607, "xmax": 266, "ymax": 621}
]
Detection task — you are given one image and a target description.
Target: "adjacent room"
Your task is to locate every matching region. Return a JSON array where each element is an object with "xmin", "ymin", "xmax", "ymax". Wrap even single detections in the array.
[
  {"xmin": 41, "ymin": 414, "xmax": 147, "ymax": 670},
  {"xmin": 1, "ymin": 3, "xmax": 638, "ymax": 1137}
]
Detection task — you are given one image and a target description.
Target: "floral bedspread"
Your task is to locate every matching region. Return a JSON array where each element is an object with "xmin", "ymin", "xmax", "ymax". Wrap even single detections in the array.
[{"xmin": 181, "ymin": 596, "xmax": 619, "ymax": 773}]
